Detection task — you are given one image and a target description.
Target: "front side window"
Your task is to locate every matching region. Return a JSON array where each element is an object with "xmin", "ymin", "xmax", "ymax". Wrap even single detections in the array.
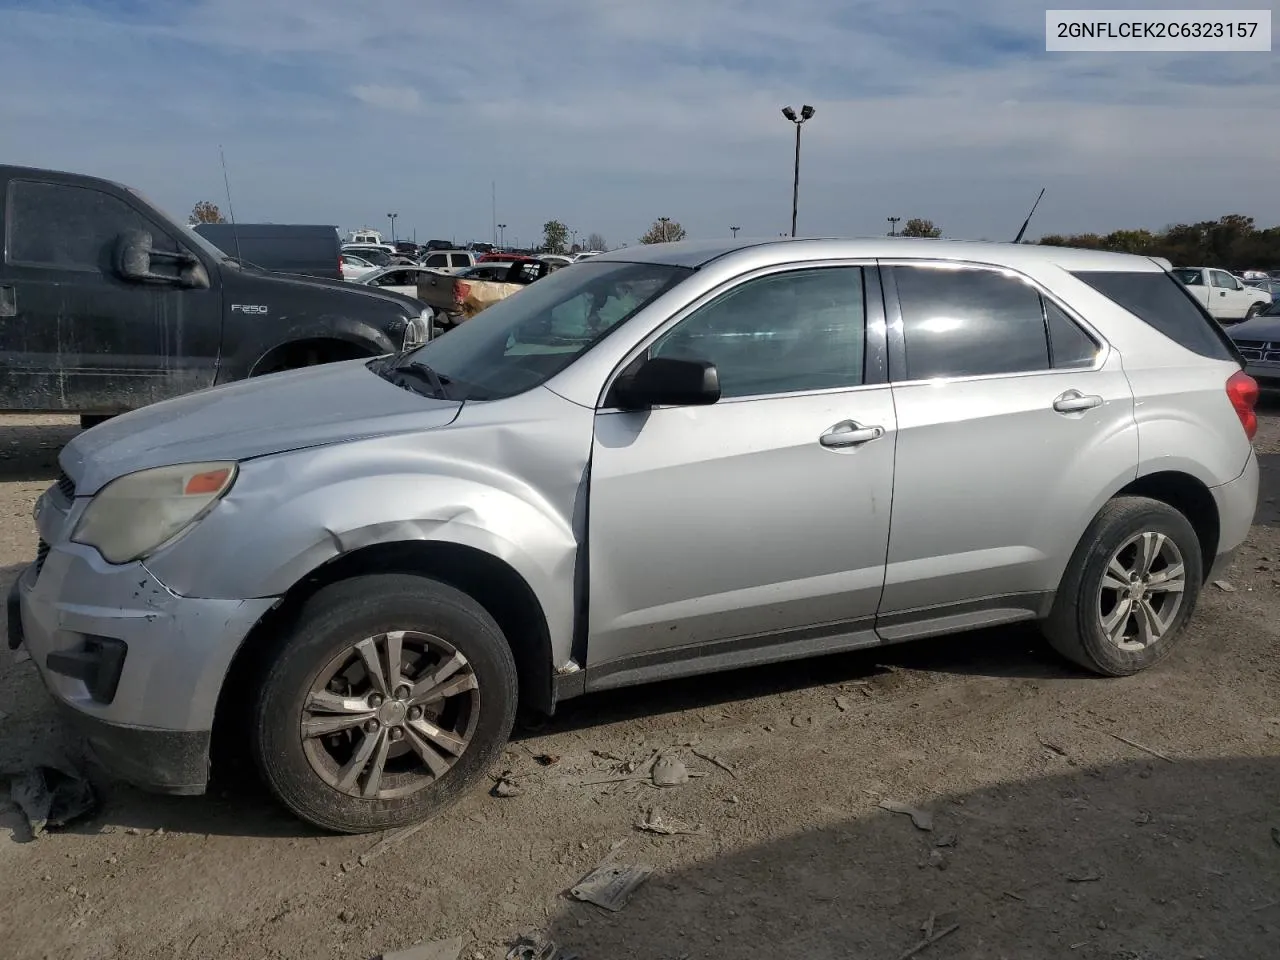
[
  {"xmin": 425, "ymin": 254, "xmax": 448, "ymax": 268},
  {"xmin": 449, "ymin": 254, "xmax": 471, "ymax": 268},
  {"xmin": 650, "ymin": 267, "xmax": 866, "ymax": 399},
  {"xmin": 894, "ymin": 265, "xmax": 1051, "ymax": 380},
  {"xmin": 1210, "ymin": 270, "xmax": 1235, "ymax": 288},
  {"xmin": 8, "ymin": 180, "xmax": 147, "ymax": 271},
  {"xmin": 400, "ymin": 260, "xmax": 690, "ymax": 400}
]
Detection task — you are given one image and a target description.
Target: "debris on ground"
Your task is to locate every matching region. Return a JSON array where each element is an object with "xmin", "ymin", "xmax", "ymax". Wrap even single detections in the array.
[
  {"xmin": 651, "ymin": 755, "xmax": 689, "ymax": 787},
  {"xmin": 635, "ymin": 807, "xmax": 702, "ymax": 836},
  {"xmin": 506, "ymin": 935, "xmax": 578, "ymax": 960},
  {"xmin": 358, "ymin": 821, "xmax": 429, "ymax": 866},
  {"xmin": 533, "ymin": 754, "xmax": 560, "ymax": 767},
  {"xmin": 339, "ymin": 908, "xmax": 356, "ymax": 923},
  {"xmin": 377, "ymin": 935, "xmax": 463, "ymax": 960},
  {"xmin": 1038, "ymin": 736, "xmax": 1068, "ymax": 757},
  {"xmin": 1067, "ymin": 870, "xmax": 1103, "ymax": 883},
  {"xmin": 491, "ymin": 773, "xmax": 523, "ymax": 798},
  {"xmin": 835, "ymin": 695, "xmax": 854, "ymax": 713},
  {"xmin": 1103, "ymin": 731, "xmax": 1174, "ymax": 763},
  {"xmin": 1213, "ymin": 580, "xmax": 1237, "ymax": 592},
  {"xmin": 11, "ymin": 649, "xmax": 30, "ymax": 664},
  {"xmin": 6, "ymin": 764, "xmax": 97, "ymax": 838},
  {"xmin": 878, "ymin": 799, "xmax": 934, "ymax": 832},
  {"xmin": 933, "ymin": 832, "xmax": 957, "ymax": 848},
  {"xmin": 891, "ymin": 919, "xmax": 960, "ymax": 960},
  {"xmin": 689, "ymin": 748, "xmax": 737, "ymax": 779},
  {"xmin": 569, "ymin": 863, "xmax": 652, "ymax": 912}
]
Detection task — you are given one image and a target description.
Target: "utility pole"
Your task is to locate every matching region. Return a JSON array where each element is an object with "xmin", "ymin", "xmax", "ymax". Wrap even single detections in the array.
[
  {"xmin": 497, "ymin": 223, "xmax": 506, "ymax": 249},
  {"xmin": 887, "ymin": 216, "xmax": 901, "ymax": 236},
  {"xmin": 386, "ymin": 212, "xmax": 398, "ymax": 243},
  {"xmin": 730, "ymin": 225, "xmax": 740, "ymax": 238},
  {"xmin": 659, "ymin": 217, "xmax": 671, "ymax": 242},
  {"xmin": 780, "ymin": 105, "xmax": 815, "ymax": 237},
  {"xmin": 491, "ymin": 181, "xmax": 496, "ymax": 248}
]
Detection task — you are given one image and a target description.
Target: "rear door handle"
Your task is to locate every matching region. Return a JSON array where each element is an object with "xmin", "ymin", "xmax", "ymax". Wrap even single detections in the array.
[
  {"xmin": 1053, "ymin": 390, "xmax": 1102, "ymax": 414},
  {"xmin": 820, "ymin": 420, "xmax": 885, "ymax": 448}
]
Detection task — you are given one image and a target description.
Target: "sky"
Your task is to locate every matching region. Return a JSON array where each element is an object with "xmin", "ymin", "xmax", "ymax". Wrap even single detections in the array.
[{"xmin": 2, "ymin": 0, "xmax": 1278, "ymax": 248}]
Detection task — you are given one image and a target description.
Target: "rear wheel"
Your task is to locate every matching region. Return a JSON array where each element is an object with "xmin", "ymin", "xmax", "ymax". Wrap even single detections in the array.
[
  {"xmin": 252, "ymin": 574, "xmax": 518, "ymax": 833},
  {"xmin": 1043, "ymin": 496, "xmax": 1202, "ymax": 676}
]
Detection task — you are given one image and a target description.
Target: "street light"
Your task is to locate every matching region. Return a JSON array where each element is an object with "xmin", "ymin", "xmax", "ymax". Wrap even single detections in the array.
[
  {"xmin": 658, "ymin": 216, "xmax": 671, "ymax": 242},
  {"xmin": 386, "ymin": 212, "xmax": 398, "ymax": 243},
  {"xmin": 780, "ymin": 104, "xmax": 815, "ymax": 238},
  {"xmin": 887, "ymin": 216, "xmax": 901, "ymax": 237},
  {"xmin": 730, "ymin": 225, "xmax": 740, "ymax": 238},
  {"xmin": 497, "ymin": 223, "xmax": 506, "ymax": 249}
]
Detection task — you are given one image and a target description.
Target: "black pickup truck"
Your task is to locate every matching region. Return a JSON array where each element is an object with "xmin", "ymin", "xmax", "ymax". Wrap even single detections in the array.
[{"xmin": 0, "ymin": 165, "xmax": 430, "ymax": 422}]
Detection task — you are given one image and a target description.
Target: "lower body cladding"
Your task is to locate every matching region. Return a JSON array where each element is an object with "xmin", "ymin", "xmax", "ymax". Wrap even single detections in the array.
[{"xmin": 9, "ymin": 543, "xmax": 275, "ymax": 795}]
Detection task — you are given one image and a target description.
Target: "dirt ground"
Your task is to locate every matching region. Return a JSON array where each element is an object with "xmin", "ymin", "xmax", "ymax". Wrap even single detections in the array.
[{"xmin": 2, "ymin": 405, "xmax": 1278, "ymax": 960}]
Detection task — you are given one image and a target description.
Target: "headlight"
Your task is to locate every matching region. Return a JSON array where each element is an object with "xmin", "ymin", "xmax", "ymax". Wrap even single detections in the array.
[
  {"xmin": 72, "ymin": 462, "xmax": 237, "ymax": 564},
  {"xmin": 404, "ymin": 311, "xmax": 431, "ymax": 349}
]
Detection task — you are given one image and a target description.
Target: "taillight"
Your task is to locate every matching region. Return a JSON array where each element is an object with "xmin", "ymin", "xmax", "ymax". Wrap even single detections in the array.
[
  {"xmin": 1226, "ymin": 369, "xmax": 1259, "ymax": 440},
  {"xmin": 453, "ymin": 281, "xmax": 471, "ymax": 305}
]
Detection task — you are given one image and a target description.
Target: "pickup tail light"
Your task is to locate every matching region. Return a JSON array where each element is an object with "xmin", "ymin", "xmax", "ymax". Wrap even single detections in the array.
[
  {"xmin": 1226, "ymin": 369, "xmax": 1259, "ymax": 440},
  {"xmin": 453, "ymin": 281, "xmax": 471, "ymax": 305}
]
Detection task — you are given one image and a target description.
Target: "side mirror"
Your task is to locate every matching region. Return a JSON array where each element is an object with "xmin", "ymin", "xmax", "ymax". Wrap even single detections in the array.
[
  {"xmin": 615, "ymin": 356, "xmax": 720, "ymax": 410},
  {"xmin": 115, "ymin": 230, "xmax": 209, "ymax": 289}
]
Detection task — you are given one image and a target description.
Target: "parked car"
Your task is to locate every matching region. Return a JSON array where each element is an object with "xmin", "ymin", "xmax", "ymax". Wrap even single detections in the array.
[
  {"xmin": 1171, "ymin": 266, "xmax": 1271, "ymax": 322},
  {"xmin": 394, "ymin": 241, "xmax": 422, "ymax": 258},
  {"xmin": 1226, "ymin": 299, "xmax": 1280, "ymax": 388},
  {"xmin": 341, "ymin": 245, "xmax": 394, "ymax": 267},
  {"xmin": 0, "ymin": 164, "xmax": 431, "ymax": 420},
  {"xmin": 193, "ymin": 223, "xmax": 343, "ymax": 280},
  {"xmin": 10, "ymin": 238, "xmax": 1258, "ymax": 834},
  {"xmin": 419, "ymin": 250, "xmax": 479, "ymax": 274},
  {"xmin": 340, "ymin": 253, "xmax": 377, "ymax": 281},
  {"xmin": 536, "ymin": 254, "xmax": 575, "ymax": 268},
  {"xmin": 415, "ymin": 257, "xmax": 559, "ymax": 329},
  {"xmin": 573, "ymin": 250, "xmax": 605, "ymax": 261},
  {"xmin": 355, "ymin": 265, "xmax": 445, "ymax": 299},
  {"xmin": 1243, "ymin": 278, "xmax": 1280, "ymax": 302},
  {"xmin": 422, "ymin": 239, "xmax": 455, "ymax": 253}
]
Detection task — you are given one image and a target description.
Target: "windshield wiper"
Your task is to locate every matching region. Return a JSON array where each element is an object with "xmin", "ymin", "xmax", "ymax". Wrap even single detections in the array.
[{"xmin": 390, "ymin": 359, "xmax": 452, "ymax": 399}]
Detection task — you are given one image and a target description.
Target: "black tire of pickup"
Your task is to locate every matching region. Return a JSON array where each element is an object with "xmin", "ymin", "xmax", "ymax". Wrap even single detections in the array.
[{"xmin": 251, "ymin": 574, "xmax": 518, "ymax": 834}]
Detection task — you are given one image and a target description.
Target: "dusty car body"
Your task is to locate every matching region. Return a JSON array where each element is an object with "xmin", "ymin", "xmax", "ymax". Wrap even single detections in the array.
[{"xmin": 10, "ymin": 238, "xmax": 1259, "ymax": 833}]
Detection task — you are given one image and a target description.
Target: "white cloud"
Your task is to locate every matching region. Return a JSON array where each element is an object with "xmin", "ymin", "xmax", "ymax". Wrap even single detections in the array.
[{"xmin": 350, "ymin": 84, "xmax": 423, "ymax": 114}]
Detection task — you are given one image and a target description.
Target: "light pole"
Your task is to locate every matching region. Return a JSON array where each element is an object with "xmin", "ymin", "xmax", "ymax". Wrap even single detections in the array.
[
  {"xmin": 497, "ymin": 223, "xmax": 506, "ymax": 249},
  {"xmin": 386, "ymin": 212, "xmax": 398, "ymax": 243},
  {"xmin": 730, "ymin": 225, "xmax": 740, "ymax": 238},
  {"xmin": 659, "ymin": 217, "xmax": 671, "ymax": 242},
  {"xmin": 887, "ymin": 216, "xmax": 901, "ymax": 237},
  {"xmin": 781, "ymin": 104, "xmax": 815, "ymax": 238},
  {"xmin": 570, "ymin": 229, "xmax": 578, "ymax": 252}
]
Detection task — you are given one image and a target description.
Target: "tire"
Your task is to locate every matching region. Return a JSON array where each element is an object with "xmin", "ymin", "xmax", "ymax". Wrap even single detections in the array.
[
  {"xmin": 251, "ymin": 574, "xmax": 518, "ymax": 833},
  {"xmin": 1245, "ymin": 303, "xmax": 1264, "ymax": 320},
  {"xmin": 1042, "ymin": 496, "xmax": 1203, "ymax": 677}
]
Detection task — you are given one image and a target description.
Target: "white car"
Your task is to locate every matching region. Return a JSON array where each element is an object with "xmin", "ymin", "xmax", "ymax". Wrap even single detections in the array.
[
  {"xmin": 340, "ymin": 253, "xmax": 376, "ymax": 281},
  {"xmin": 537, "ymin": 254, "xmax": 574, "ymax": 267},
  {"xmin": 1171, "ymin": 266, "xmax": 1271, "ymax": 323},
  {"xmin": 573, "ymin": 250, "xmax": 605, "ymax": 261},
  {"xmin": 355, "ymin": 265, "xmax": 446, "ymax": 299}
]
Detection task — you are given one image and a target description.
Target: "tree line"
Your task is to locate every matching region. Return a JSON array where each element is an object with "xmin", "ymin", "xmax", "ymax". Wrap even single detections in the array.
[{"xmin": 1038, "ymin": 215, "xmax": 1280, "ymax": 269}]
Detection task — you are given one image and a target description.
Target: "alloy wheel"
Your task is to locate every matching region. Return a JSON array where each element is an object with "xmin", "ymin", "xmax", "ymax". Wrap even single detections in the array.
[
  {"xmin": 300, "ymin": 630, "xmax": 480, "ymax": 800},
  {"xmin": 1096, "ymin": 531, "xmax": 1186, "ymax": 652}
]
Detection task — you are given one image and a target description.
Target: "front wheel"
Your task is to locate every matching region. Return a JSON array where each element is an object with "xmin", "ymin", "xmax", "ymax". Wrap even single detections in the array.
[
  {"xmin": 1245, "ymin": 302, "xmax": 1265, "ymax": 320},
  {"xmin": 252, "ymin": 574, "xmax": 518, "ymax": 833},
  {"xmin": 1042, "ymin": 496, "xmax": 1203, "ymax": 677}
]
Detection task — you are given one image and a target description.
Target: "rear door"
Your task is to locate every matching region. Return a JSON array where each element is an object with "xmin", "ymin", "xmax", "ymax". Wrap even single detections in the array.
[
  {"xmin": 877, "ymin": 261, "xmax": 1137, "ymax": 633},
  {"xmin": 0, "ymin": 177, "xmax": 222, "ymax": 413}
]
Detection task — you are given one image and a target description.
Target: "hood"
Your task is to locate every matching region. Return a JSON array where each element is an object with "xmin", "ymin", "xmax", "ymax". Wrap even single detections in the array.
[
  {"xmin": 62, "ymin": 359, "xmax": 462, "ymax": 495},
  {"xmin": 255, "ymin": 268, "xmax": 425, "ymax": 313},
  {"xmin": 1228, "ymin": 315, "xmax": 1280, "ymax": 342}
]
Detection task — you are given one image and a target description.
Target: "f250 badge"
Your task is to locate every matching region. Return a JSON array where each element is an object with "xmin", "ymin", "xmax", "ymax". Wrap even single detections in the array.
[{"xmin": 231, "ymin": 304, "xmax": 268, "ymax": 314}]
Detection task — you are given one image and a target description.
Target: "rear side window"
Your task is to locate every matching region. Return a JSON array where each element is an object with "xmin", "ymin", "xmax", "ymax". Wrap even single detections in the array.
[
  {"xmin": 894, "ymin": 266, "xmax": 1050, "ymax": 380},
  {"xmin": 1070, "ymin": 271, "xmax": 1236, "ymax": 362}
]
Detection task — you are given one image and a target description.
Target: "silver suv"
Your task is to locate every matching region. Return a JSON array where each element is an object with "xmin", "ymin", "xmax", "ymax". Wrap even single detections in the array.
[{"xmin": 9, "ymin": 239, "xmax": 1260, "ymax": 833}]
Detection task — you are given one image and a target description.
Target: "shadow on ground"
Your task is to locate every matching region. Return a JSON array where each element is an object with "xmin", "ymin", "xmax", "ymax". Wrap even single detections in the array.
[
  {"xmin": 541, "ymin": 755, "xmax": 1280, "ymax": 960},
  {"xmin": 0, "ymin": 420, "xmax": 79, "ymax": 483}
]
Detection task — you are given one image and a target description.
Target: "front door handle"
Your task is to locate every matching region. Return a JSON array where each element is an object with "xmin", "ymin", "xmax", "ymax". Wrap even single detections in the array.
[
  {"xmin": 820, "ymin": 420, "xmax": 885, "ymax": 448},
  {"xmin": 1053, "ymin": 390, "xmax": 1102, "ymax": 414}
]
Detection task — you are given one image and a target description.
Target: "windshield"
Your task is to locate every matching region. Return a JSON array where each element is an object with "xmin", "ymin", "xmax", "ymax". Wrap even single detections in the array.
[
  {"xmin": 401, "ymin": 260, "xmax": 690, "ymax": 400},
  {"xmin": 1171, "ymin": 269, "xmax": 1203, "ymax": 286}
]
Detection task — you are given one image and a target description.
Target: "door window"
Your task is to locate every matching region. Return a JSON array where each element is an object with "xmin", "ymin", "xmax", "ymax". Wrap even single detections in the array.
[
  {"xmin": 650, "ymin": 267, "xmax": 866, "ymax": 399},
  {"xmin": 425, "ymin": 254, "xmax": 448, "ymax": 268},
  {"xmin": 1210, "ymin": 270, "xmax": 1236, "ymax": 288},
  {"xmin": 8, "ymin": 180, "xmax": 146, "ymax": 271},
  {"xmin": 894, "ymin": 265, "xmax": 1056, "ymax": 380},
  {"xmin": 449, "ymin": 254, "xmax": 472, "ymax": 268}
]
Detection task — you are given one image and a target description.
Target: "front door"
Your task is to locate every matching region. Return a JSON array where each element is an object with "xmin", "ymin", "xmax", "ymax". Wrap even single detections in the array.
[
  {"xmin": 586, "ymin": 264, "xmax": 896, "ymax": 671},
  {"xmin": 0, "ymin": 177, "xmax": 222, "ymax": 412},
  {"xmin": 878, "ymin": 262, "xmax": 1137, "ymax": 627},
  {"xmin": 1208, "ymin": 269, "xmax": 1240, "ymax": 320}
]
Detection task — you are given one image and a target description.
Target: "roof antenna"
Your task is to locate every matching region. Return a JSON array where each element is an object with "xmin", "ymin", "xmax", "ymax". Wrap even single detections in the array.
[
  {"xmin": 219, "ymin": 145, "xmax": 243, "ymax": 264},
  {"xmin": 1012, "ymin": 187, "xmax": 1045, "ymax": 244}
]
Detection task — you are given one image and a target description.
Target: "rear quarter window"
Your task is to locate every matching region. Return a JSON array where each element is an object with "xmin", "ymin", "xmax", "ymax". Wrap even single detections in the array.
[{"xmin": 1070, "ymin": 270, "xmax": 1239, "ymax": 363}]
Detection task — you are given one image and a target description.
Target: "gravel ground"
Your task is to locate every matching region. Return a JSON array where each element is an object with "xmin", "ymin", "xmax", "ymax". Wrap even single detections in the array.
[{"xmin": 1, "ymin": 405, "xmax": 1278, "ymax": 960}]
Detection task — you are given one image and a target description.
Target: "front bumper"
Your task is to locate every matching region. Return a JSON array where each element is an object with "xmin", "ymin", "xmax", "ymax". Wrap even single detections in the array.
[
  {"xmin": 1243, "ymin": 362, "xmax": 1280, "ymax": 386},
  {"xmin": 9, "ymin": 532, "xmax": 276, "ymax": 794}
]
